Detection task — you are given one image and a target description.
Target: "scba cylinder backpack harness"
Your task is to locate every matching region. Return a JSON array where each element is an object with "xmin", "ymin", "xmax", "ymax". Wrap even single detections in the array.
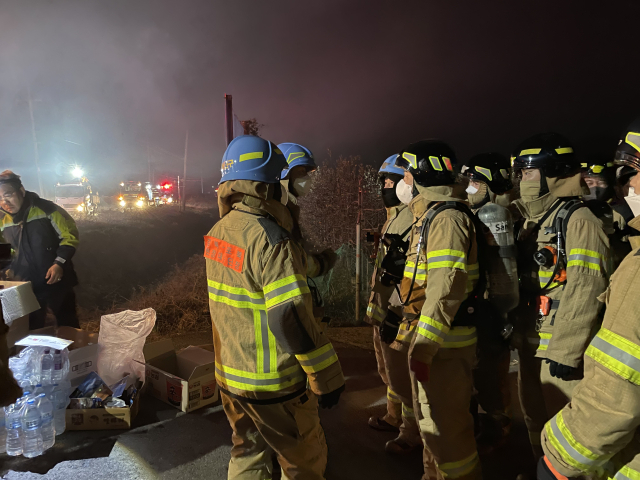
[
  {"xmin": 525, "ymin": 197, "xmax": 608, "ymax": 320},
  {"xmin": 397, "ymin": 201, "xmax": 492, "ymax": 329}
]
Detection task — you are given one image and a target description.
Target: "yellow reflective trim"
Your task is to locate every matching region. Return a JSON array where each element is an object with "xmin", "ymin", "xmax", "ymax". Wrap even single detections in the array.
[
  {"xmin": 569, "ymin": 248, "xmax": 606, "ymax": 261},
  {"xmin": 555, "ymin": 147, "xmax": 573, "ymax": 154},
  {"xmin": 427, "ymin": 249, "xmax": 465, "ymax": 258},
  {"xmin": 615, "ymin": 465, "xmax": 640, "ymax": 479},
  {"xmin": 440, "ymin": 451, "xmax": 480, "ymax": 477},
  {"xmin": 402, "ymin": 152, "xmax": 417, "ymax": 169},
  {"xmin": 239, "ymin": 152, "xmax": 264, "ymax": 162},
  {"xmin": 475, "ymin": 166, "xmax": 493, "ymax": 181},
  {"xmin": 296, "ymin": 342, "xmax": 333, "ymax": 361},
  {"xmin": 567, "ymin": 260, "xmax": 601, "ymax": 271},
  {"xmin": 299, "ymin": 354, "xmax": 338, "ymax": 374},
  {"xmin": 429, "ymin": 156, "xmax": 443, "ymax": 171},
  {"xmin": 263, "ymin": 274, "xmax": 307, "ymax": 294},
  {"xmin": 254, "ymin": 310, "xmax": 264, "ymax": 374},
  {"xmin": 286, "ymin": 152, "xmax": 305, "ymax": 164},
  {"xmin": 265, "ymin": 287, "xmax": 310, "ymax": 309},
  {"xmin": 626, "ymin": 132, "xmax": 640, "ymax": 153},
  {"xmin": 208, "ymin": 292, "xmax": 266, "ymax": 310},
  {"xmin": 215, "ymin": 361, "xmax": 300, "ymax": 380},
  {"xmin": 520, "ymin": 148, "xmax": 541, "ymax": 156},
  {"xmin": 207, "ymin": 280, "xmax": 264, "ymax": 299},
  {"xmin": 429, "ymin": 261, "xmax": 466, "ymax": 270}
]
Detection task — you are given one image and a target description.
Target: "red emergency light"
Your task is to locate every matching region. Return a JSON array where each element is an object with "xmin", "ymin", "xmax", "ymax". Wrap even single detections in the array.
[{"xmin": 162, "ymin": 183, "xmax": 172, "ymax": 190}]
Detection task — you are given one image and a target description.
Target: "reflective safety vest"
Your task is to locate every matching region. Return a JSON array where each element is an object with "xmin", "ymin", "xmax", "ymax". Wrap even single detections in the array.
[{"xmin": 205, "ymin": 207, "xmax": 344, "ymax": 403}]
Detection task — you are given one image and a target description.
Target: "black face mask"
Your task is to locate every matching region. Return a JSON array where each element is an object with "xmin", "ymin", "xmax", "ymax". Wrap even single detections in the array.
[
  {"xmin": 584, "ymin": 186, "xmax": 614, "ymax": 203},
  {"xmin": 382, "ymin": 187, "xmax": 401, "ymax": 207}
]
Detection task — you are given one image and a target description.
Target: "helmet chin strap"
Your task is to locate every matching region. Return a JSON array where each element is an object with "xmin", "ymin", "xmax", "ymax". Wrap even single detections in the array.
[{"xmin": 539, "ymin": 174, "xmax": 550, "ymax": 197}]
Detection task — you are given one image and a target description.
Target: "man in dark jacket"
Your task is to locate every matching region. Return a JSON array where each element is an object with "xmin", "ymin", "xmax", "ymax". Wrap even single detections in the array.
[{"xmin": 0, "ymin": 171, "xmax": 80, "ymax": 329}]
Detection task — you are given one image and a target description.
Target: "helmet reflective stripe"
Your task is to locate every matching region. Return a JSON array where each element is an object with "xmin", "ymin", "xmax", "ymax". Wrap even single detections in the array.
[
  {"xmin": 520, "ymin": 148, "xmax": 541, "ymax": 156},
  {"xmin": 443, "ymin": 157, "xmax": 453, "ymax": 171},
  {"xmin": 402, "ymin": 152, "xmax": 417, "ymax": 169},
  {"xmin": 626, "ymin": 132, "xmax": 640, "ymax": 153},
  {"xmin": 475, "ymin": 166, "xmax": 492, "ymax": 181},
  {"xmin": 240, "ymin": 152, "xmax": 264, "ymax": 162},
  {"xmin": 429, "ymin": 156, "xmax": 443, "ymax": 171},
  {"xmin": 555, "ymin": 147, "xmax": 573, "ymax": 155},
  {"xmin": 500, "ymin": 169, "xmax": 508, "ymax": 179},
  {"xmin": 286, "ymin": 152, "xmax": 306, "ymax": 164}
]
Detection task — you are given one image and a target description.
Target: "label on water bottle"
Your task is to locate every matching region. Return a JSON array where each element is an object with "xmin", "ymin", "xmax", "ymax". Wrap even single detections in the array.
[
  {"xmin": 42, "ymin": 413, "xmax": 53, "ymax": 423},
  {"xmin": 488, "ymin": 221, "xmax": 509, "ymax": 234},
  {"xmin": 25, "ymin": 420, "xmax": 39, "ymax": 429}
]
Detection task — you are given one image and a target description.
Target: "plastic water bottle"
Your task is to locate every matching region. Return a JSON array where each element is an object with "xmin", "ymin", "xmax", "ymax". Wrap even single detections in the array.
[
  {"xmin": 5, "ymin": 402, "xmax": 24, "ymax": 456},
  {"xmin": 21, "ymin": 399, "xmax": 43, "ymax": 458},
  {"xmin": 41, "ymin": 349, "xmax": 53, "ymax": 385},
  {"xmin": 37, "ymin": 394, "xmax": 55, "ymax": 450},
  {"xmin": 0, "ymin": 407, "xmax": 6, "ymax": 454},
  {"xmin": 52, "ymin": 384, "xmax": 67, "ymax": 436},
  {"xmin": 51, "ymin": 350, "xmax": 64, "ymax": 383}
]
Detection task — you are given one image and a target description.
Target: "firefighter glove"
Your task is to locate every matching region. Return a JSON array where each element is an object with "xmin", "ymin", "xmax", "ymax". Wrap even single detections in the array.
[
  {"xmin": 546, "ymin": 360, "xmax": 575, "ymax": 380},
  {"xmin": 319, "ymin": 384, "xmax": 345, "ymax": 409},
  {"xmin": 320, "ymin": 249, "xmax": 338, "ymax": 272},
  {"xmin": 379, "ymin": 310, "xmax": 401, "ymax": 344},
  {"xmin": 410, "ymin": 358, "xmax": 430, "ymax": 383}
]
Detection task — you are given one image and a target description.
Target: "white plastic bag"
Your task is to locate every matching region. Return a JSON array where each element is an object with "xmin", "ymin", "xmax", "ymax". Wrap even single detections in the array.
[{"xmin": 97, "ymin": 309, "xmax": 156, "ymax": 386}]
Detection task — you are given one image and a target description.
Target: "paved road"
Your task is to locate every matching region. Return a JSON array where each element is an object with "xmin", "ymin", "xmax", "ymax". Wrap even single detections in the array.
[{"xmin": 1, "ymin": 343, "xmax": 535, "ymax": 479}]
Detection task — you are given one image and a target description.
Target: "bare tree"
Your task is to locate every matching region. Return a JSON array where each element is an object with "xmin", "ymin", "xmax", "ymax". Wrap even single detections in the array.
[{"xmin": 241, "ymin": 118, "xmax": 264, "ymax": 136}]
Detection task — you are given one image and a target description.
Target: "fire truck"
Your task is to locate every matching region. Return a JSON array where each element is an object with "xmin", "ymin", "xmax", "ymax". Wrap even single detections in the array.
[
  {"xmin": 55, "ymin": 180, "xmax": 98, "ymax": 215},
  {"xmin": 145, "ymin": 181, "xmax": 175, "ymax": 206},
  {"xmin": 118, "ymin": 181, "xmax": 148, "ymax": 210}
]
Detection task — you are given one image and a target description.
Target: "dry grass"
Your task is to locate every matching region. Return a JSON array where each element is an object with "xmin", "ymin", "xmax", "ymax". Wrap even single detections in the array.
[{"xmin": 80, "ymin": 254, "xmax": 210, "ymax": 339}]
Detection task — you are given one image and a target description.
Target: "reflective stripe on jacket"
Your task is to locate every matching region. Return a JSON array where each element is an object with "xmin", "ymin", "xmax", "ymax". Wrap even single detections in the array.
[
  {"xmin": 0, "ymin": 192, "xmax": 79, "ymax": 292},
  {"xmin": 207, "ymin": 182, "xmax": 344, "ymax": 403},
  {"xmin": 404, "ymin": 184, "xmax": 479, "ymax": 364},
  {"xmin": 542, "ymin": 217, "xmax": 640, "ymax": 479},
  {"xmin": 365, "ymin": 204, "xmax": 413, "ymax": 326},
  {"xmin": 514, "ymin": 194, "xmax": 610, "ymax": 368}
]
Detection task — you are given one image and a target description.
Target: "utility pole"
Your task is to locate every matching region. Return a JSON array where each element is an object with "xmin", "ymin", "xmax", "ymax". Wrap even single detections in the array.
[
  {"xmin": 355, "ymin": 178, "xmax": 363, "ymax": 323},
  {"xmin": 224, "ymin": 94, "xmax": 233, "ymax": 147},
  {"xmin": 27, "ymin": 88, "xmax": 44, "ymax": 197},
  {"xmin": 201, "ymin": 176, "xmax": 204, "ymax": 195},
  {"xmin": 181, "ymin": 129, "xmax": 189, "ymax": 212},
  {"xmin": 147, "ymin": 143, "xmax": 151, "ymax": 183}
]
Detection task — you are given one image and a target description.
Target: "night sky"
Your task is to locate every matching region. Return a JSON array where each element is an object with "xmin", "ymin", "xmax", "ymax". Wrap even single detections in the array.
[{"xmin": 0, "ymin": 0, "xmax": 639, "ymax": 192}]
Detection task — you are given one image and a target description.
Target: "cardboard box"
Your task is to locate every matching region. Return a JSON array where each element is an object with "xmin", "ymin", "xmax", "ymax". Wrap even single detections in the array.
[
  {"xmin": 65, "ymin": 384, "xmax": 141, "ymax": 431},
  {"xmin": 141, "ymin": 339, "xmax": 218, "ymax": 413},
  {"xmin": 1, "ymin": 281, "xmax": 41, "ymax": 349}
]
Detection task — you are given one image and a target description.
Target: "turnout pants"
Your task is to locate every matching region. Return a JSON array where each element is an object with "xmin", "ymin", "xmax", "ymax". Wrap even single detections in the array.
[
  {"xmin": 413, "ymin": 345, "xmax": 482, "ymax": 480},
  {"xmin": 373, "ymin": 326, "xmax": 421, "ymax": 444},
  {"xmin": 221, "ymin": 390, "xmax": 327, "ymax": 480},
  {"xmin": 473, "ymin": 343, "xmax": 512, "ymax": 419},
  {"xmin": 516, "ymin": 338, "xmax": 581, "ymax": 459}
]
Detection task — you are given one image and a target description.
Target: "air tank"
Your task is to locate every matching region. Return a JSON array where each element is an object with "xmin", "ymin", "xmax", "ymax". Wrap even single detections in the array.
[{"xmin": 477, "ymin": 203, "xmax": 520, "ymax": 317}]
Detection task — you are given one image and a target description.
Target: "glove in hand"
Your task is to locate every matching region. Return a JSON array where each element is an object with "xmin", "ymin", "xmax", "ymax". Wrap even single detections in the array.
[
  {"xmin": 410, "ymin": 358, "xmax": 430, "ymax": 383},
  {"xmin": 546, "ymin": 359, "xmax": 575, "ymax": 380},
  {"xmin": 319, "ymin": 384, "xmax": 345, "ymax": 409},
  {"xmin": 379, "ymin": 310, "xmax": 401, "ymax": 344}
]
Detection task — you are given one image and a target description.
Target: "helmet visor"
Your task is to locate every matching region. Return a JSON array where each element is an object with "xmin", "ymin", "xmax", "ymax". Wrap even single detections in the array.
[
  {"xmin": 614, "ymin": 151, "xmax": 640, "ymax": 172},
  {"xmin": 395, "ymin": 152, "xmax": 417, "ymax": 171}
]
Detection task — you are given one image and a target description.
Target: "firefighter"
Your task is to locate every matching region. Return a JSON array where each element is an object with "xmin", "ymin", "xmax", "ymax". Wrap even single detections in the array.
[
  {"xmin": 510, "ymin": 133, "xmax": 610, "ymax": 464},
  {"xmin": 396, "ymin": 140, "xmax": 483, "ymax": 480},
  {"xmin": 581, "ymin": 158, "xmax": 631, "ymax": 269},
  {"xmin": 0, "ymin": 170, "xmax": 80, "ymax": 330},
  {"xmin": 462, "ymin": 152, "xmax": 517, "ymax": 452},
  {"xmin": 364, "ymin": 154, "xmax": 421, "ymax": 454},
  {"xmin": 538, "ymin": 120, "xmax": 640, "ymax": 480},
  {"xmin": 207, "ymin": 135, "xmax": 345, "ymax": 480},
  {"xmin": 278, "ymin": 142, "xmax": 337, "ymax": 279}
]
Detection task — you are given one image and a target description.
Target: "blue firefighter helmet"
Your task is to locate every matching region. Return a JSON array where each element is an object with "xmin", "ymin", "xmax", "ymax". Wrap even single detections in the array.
[
  {"xmin": 220, "ymin": 135, "xmax": 287, "ymax": 184},
  {"xmin": 278, "ymin": 143, "xmax": 317, "ymax": 179},
  {"xmin": 379, "ymin": 154, "xmax": 405, "ymax": 177}
]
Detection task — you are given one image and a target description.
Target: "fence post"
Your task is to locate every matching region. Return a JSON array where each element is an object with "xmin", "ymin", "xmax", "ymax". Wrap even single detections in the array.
[{"xmin": 355, "ymin": 179, "xmax": 362, "ymax": 323}]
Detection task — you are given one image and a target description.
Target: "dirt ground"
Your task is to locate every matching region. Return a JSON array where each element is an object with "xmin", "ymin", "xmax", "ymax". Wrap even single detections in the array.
[{"xmin": 73, "ymin": 205, "xmax": 218, "ymax": 316}]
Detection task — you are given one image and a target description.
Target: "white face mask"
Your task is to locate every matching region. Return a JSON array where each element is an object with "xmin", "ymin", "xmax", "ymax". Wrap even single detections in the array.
[
  {"xmin": 466, "ymin": 184, "xmax": 479, "ymax": 195},
  {"xmin": 291, "ymin": 175, "xmax": 312, "ymax": 197},
  {"xmin": 396, "ymin": 179, "xmax": 414, "ymax": 205},
  {"xmin": 626, "ymin": 186, "xmax": 640, "ymax": 218}
]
